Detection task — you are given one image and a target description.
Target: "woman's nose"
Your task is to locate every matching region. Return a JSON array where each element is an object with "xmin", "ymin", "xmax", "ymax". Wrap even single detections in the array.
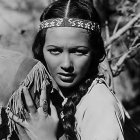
[{"xmin": 61, "ymin": 53, "xmax": 73, "ymax": 72}]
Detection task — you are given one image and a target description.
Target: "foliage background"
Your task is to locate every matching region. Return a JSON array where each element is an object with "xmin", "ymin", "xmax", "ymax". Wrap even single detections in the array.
[{"xmin": 0, "ymin": 0, "xmax": 140, "ymax": 127}]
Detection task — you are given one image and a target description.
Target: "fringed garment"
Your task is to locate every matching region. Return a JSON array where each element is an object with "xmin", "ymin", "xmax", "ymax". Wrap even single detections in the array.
[{"xmin": 0, "ymin": 48, "xmax": 57, "ymax": 139}]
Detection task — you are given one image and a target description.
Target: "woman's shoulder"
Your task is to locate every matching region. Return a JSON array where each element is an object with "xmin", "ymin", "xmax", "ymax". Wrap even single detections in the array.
[
  {"xmin": 75, "ymin": 78, "xmax": 125, "ymax": 140},
  {"xmin": 76, "ymin": 78, "xmax": 125, "ymax": 123},
  {"xmin": 90, "ymin": 79, "xmax": 116, "ymax": 106},
  {"xmin": 78, "ymin": 78, "xmax": 116, "ymax": 108}
]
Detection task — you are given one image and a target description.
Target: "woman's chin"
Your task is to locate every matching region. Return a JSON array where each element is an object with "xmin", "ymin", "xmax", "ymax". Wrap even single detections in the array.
[
  {"xmin": 58, "ymin": 81, "xmax": 75, "ymax": 88},
  {"xmin": 56, "ymin": 78, "xmax": 76, "ymax": 89}
]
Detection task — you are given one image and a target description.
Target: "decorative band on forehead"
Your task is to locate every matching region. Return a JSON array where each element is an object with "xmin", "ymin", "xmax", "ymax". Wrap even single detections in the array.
[{"xmin": 39, "ymin": 18, "xmax": 100, "ymax": 32}]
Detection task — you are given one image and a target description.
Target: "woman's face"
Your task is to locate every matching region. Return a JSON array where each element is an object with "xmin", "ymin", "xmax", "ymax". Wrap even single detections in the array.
[{"xmin": 43, "ymin": 27, "xmax": 92, "ymax": 88}]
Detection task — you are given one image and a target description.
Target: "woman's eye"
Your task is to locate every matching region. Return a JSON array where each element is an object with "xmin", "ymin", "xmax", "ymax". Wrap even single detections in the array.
[
  {"xmin": 73, "ymin": 50, "xmax": 89, "ymax": 56},
  {"xmin": 48, "ymin": 49, "xmax": 62, "ymax": 55}
]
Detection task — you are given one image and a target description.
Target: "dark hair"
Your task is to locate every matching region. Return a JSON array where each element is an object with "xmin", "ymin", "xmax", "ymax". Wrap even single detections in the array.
[{"xmin": 32, "ymin": 0, "xmax": 105, "ymax": 139}]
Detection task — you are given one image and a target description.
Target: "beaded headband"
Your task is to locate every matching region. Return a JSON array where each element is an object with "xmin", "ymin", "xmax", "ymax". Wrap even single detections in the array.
[{"xmin": 39, "ymin": 18, "xmax": 100, "ymax": 32}]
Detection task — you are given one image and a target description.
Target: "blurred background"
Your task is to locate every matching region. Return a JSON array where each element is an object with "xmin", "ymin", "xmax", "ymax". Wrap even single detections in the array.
[{"xmin": 0, "ymin": 0, "xmax": 140, "ymax": 128}]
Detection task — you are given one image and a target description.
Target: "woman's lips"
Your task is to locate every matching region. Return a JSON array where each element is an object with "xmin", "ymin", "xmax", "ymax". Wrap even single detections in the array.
[{"xmin": 58, "ymin": 73, "xmax": 75, "ymax": 82}]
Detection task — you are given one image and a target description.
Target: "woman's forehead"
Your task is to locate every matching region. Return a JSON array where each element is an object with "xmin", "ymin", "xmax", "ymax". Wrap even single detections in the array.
[{"xmin": 45, "ymin": 27, "xmax": 90, "ymax": 46}]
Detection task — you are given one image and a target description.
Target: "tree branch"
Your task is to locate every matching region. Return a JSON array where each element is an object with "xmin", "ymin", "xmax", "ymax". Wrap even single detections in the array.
[
  {"xmin": 105, "ymin": 13, "xmax": 140, "ymax": 49},
  {"xmin": 111, "ymin": 43, "xmax": 140, "ymax": 76}
]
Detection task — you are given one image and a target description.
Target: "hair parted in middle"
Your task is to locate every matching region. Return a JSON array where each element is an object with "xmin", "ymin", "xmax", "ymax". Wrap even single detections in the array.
[{"xmin": 32, "ymin": 0, "xmax": 106, "ymax": 139}]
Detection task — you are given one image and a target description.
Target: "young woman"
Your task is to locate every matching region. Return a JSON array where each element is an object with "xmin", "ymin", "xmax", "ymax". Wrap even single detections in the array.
[{"xmin": 5, "ymin": 0, "xmax": 140, "ymax": 140}]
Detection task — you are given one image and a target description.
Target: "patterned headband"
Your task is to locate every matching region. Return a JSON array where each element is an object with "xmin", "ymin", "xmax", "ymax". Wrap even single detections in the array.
[{"xmin": 39, "ymin": 18, "xmax": 100, "ymax": 32}]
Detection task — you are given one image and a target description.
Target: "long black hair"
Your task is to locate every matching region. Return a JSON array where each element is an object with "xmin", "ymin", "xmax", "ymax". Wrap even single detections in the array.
[{"xmin": 32, "ymin": 0, "xmax": 106, "ymax": 139}]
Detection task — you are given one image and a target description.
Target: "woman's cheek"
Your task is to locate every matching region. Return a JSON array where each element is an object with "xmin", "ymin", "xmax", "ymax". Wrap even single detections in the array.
[
  {"xmin": 44, "ymin": 55, "xmax": 61, "ymax": 77},
  {"xmin": 75, "ymin": 56, "xmax": 91, "ymax": 77}
]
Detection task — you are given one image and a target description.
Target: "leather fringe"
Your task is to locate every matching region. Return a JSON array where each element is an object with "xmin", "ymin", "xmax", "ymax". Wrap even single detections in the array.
[{"xmin": 6, "ymin": 61, "xmax": 51, "ymax": 139}]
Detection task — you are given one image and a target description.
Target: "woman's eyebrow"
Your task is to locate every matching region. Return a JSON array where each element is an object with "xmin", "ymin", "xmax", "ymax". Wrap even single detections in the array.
[
  {"xmin": 74, "ymin": 46, "xmax": 89, "ymax": 48},
  {"xmin": 46, "ymin": 45, "xmax": 63, "ymax": 48},
  {"xmin": 70, "ymin": 46, "xmax": 90, "ymax": 50},
  {"xmin": 46, "ymin": 45, "xmax": 89, "ymax": 49}
]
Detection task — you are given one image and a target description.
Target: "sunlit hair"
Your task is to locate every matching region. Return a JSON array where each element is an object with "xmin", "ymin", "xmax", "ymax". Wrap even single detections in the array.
[{"xmin": 32, "ymin": 0, "xmax": 106, "ymax": 139}]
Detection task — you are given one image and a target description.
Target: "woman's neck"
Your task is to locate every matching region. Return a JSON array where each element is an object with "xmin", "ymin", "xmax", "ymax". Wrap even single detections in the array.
[
  {"xmin": 59, "ymin": 86, "xmax": 75, "ymax": 98},
  {"xmin": 58, "ymin": 77, "xmax": 89, "ymax": 98}
]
